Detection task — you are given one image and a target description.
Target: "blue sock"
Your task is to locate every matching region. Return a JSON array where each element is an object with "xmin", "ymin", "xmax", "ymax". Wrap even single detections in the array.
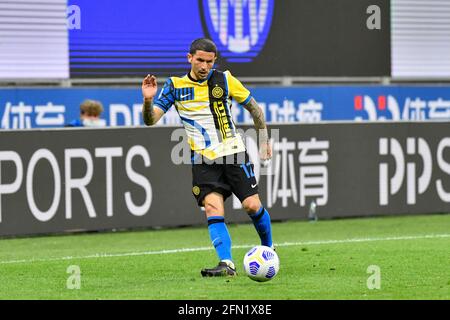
[
  {"xmin": 249, "ymin": 207, "xmax": 273, "ymax": 247},
  {"xmin": 207, "ymin": 216, "xmax": 232, "ymax": 262}
]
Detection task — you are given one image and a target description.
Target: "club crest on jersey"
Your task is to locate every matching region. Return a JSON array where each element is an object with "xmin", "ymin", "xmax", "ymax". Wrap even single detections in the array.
[
  {"xmin": 212, "ymin": 86, "xmax": 224, "ymax": 99},
  {"xmin": 201, "ymin": 0, "xmax": 274, "ymax": 63},
  {"xmin": 193, "ymin": 186, "xmax": 201, "ymax": 196}
]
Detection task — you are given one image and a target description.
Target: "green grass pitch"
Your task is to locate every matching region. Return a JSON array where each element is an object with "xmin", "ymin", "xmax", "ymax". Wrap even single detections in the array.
[{"xmin": 0, "ymin": 214, "xmax": 449, "ymax": 300}]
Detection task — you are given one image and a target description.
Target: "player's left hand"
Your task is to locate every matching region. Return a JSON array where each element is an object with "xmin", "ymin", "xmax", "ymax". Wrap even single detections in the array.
[{"xmin": 260, "ymin": 142, "xmax": 272, "ymax": 166}]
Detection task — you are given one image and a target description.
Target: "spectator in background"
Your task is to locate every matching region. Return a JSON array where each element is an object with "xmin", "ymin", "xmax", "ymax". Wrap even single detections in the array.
[{"xmin": 65, "ymin": 99, "xmax": 106, "ymax": 127}]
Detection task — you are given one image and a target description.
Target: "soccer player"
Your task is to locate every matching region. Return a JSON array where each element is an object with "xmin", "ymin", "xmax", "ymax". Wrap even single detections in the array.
[{"xmin": 141, "ymin": 38, "xmax": 273, "ymax": 277}]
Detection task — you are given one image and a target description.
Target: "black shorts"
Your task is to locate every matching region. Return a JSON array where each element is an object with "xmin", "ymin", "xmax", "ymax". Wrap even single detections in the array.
[{"xmin": 191, "ymin": 151, "xmax": 258, "ymax": 206}]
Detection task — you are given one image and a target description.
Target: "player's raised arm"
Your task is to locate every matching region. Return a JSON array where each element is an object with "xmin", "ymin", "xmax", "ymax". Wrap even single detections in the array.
[
  {"xmin": 141, "ymin": 74, "xmax": 164, "ymax": 126},
  {"xmin": 243, "ymin": 97, "xmax": 272, "ymax": 161}
]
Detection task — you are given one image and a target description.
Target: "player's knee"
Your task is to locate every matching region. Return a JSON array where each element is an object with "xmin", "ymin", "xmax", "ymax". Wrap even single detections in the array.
[
  {"xmin": 203, "ymin": 192, "xmax": 225, "ymax": 217},
  {"xmin": 204, "ymin": 203, "xmax": 216, "ymax": 215},
  {"xmin": 242, "ymin": 197, "xmax": 262, "ymax": 214},
  {"xmin": 204, "ymin": 202, "xmax": 224, "ymax": 217}
]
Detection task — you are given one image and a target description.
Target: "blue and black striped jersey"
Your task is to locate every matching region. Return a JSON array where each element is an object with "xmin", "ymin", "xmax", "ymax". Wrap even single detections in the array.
[{"xmin": 154, "ymin": 69, "xmax": 252, "ymax": 160}]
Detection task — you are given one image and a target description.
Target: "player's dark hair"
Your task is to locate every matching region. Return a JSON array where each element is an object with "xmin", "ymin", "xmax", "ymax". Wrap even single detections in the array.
[{"xmin": 189, "ymin": 38, "xmax": 218, "ymax": 56}]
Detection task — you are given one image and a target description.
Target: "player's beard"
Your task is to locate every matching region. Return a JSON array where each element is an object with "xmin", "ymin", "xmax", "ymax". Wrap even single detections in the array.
[{"xmin": 197, "ymin": 69, "xmax": 208, "ymax": 79}]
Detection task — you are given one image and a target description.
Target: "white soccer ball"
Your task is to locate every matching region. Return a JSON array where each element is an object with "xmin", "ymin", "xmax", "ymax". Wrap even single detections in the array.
[{"xmin": 243, "ymin": 245, "xmax": 279, "ymax": 282}]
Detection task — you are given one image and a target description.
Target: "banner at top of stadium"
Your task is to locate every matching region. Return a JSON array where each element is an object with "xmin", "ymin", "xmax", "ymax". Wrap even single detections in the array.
[
  {"xmin": 67, "ymin": 0, "xmax": 390, "ymax": 78},
  {"xmin": 5, "ymin": 0, "xmax": 450, "ymax": 80}
]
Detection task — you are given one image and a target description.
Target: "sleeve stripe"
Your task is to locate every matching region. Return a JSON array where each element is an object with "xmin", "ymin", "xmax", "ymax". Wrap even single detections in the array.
[
  {"xmin": 153, "ymin": 78, "xmax": 175, "ymax": 113},
  {"xmin": 154, "ymin": 103, "xmax": 169, "ymax": 113},
  {"xmin": 241, "ymin": 95, "xmax": 252, "ymax": 106}
]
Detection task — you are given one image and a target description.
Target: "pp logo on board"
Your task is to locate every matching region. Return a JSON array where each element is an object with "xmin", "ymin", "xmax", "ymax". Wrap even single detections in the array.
[{"xmin": 201, "ymin": 0, "xmax": 274, "ymax": 63}]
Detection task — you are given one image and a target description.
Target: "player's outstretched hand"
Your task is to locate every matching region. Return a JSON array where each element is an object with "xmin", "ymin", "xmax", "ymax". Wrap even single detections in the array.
[{"xmin": 142, "ymin": 74, "xmax": 158, "ymax": 100}]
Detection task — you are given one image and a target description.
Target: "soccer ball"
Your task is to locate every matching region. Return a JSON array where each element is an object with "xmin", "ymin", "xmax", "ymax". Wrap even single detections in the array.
[{"xmin": 243, "ymin": 245, "xmax": 279, "ymax": 282}]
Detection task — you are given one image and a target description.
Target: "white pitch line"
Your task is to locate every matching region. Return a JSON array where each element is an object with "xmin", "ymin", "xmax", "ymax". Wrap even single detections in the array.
[{"xmin": 1, "ymin": 233, "xmax": 450, "ymax": 265}]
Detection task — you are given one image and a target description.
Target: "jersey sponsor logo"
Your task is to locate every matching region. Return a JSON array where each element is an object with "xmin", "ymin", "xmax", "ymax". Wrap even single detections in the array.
[
  {"xmin": 213, "ymin": 101, "xmax": 233, "ymax": 140},
  {"xmin": 201, "ymin": 0, "xmax": 274, "ymax": 62}
]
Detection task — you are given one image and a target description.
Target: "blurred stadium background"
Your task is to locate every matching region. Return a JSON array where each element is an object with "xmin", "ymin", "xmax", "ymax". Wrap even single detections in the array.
[{"xmin": 0, "ymin": 0, "xmax": 449, "ymax": 300}]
